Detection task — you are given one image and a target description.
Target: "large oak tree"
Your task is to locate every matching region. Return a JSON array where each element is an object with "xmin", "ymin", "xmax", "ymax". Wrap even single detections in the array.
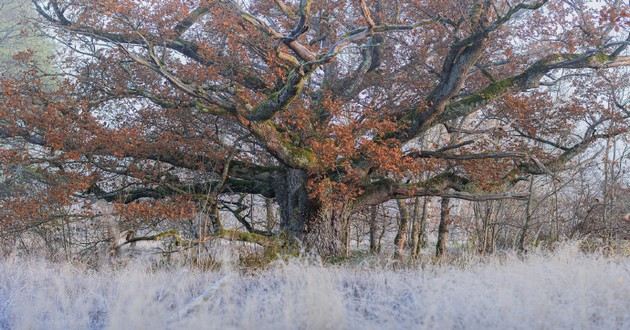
[{"xmin": 1, "ymin": 0, "xmax": 629, "ymax": 255}]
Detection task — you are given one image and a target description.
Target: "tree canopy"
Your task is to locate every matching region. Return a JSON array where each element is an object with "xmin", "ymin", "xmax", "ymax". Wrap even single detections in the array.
[{"xmin": 0, "ymin": 0, "xmax": 629, "ymax": 256}]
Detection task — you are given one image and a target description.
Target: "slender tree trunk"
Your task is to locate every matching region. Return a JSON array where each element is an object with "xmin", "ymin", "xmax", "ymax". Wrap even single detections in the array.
[
  {"xmin": 436, "ymin": 197, "xmax": 450, "ymax": 258},
  {"xmin": 394, "ymin": 199, "xmax": 410, "ymax": 260},
  {"xmin": 369, "ymin": 205, "xmax": 378, "ymax": 254},
  {"xmin": 484, "ymin": 203, "xmax": 492, "ymax": 254},
  {"xmin": 552, "ymin": 179, "xmax": 560, "ymax": 242},
  {"xmin": 355, "ymin": 221, "xmax": 362, "ymax": 249},
  {"xmin": 341, "ymin": 215, "xmax": 351, "ymax": 257},
  {"xmin": 519, "ymin": 176, "xmax": 534, "ymax": 252},
  {"xmin": 604, "ymin": 135, "xmax": 619, "ymax": 243},
  {"xmin": 483, "ymin": 216, "xmax": 490, "ymax": 254},
  {"xmin": 410, "ymin": 197, "xmax": 420, "ymax": 258},
  {"xmin": 265, "ymin": 197, "xmax": 275, "ymax": 232},
  {"xmin": 490, "ymin": 223, "xmax": 496, "ymax": 254},
  {"xmin": 412, "ymin": 197, "xmax": 428, "ymax": 258},
  {"xmin": 377, "ymin": 211, "xmax": 387, "ymax": 253},
  {"xmin": 476, "ymin": 201, "xmax": 496, "ymax": 255},
  {"xmin": 210, "ymin": 200, "xmax": 222, "ymax": 233},
  {"xmin": 408, "ymin": 198, "xmax": 418, "ymax": 249}
]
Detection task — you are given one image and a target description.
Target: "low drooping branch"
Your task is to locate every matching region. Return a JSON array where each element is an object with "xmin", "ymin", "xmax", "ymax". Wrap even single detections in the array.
[
  {"xmin": 114, "ymin": 228, "xmax": 279, "ymax": 251},
  {"xmin": 358, "ymin": 173, "xmax": 529, "ymax": 207},
  {"xmin": 85, "ymin": 174, "xmax": 276, "ymax": 204},
  {"xmin": 222, "ymin": 197, "xmax": 273, "ymax": 236}
]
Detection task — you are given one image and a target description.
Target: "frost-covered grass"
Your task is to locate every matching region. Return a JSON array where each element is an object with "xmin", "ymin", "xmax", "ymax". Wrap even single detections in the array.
[{"xmin": 0, "ymin": 245, "xmax": 629, "ymax": 330}]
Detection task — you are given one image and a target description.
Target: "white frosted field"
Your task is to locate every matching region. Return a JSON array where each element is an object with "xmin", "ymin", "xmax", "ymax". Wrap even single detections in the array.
[{"xmin": 0, "ymin": 245, "xmax": 629, "ymax": 330}]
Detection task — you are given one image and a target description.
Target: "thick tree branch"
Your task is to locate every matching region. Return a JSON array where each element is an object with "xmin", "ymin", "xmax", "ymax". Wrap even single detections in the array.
[
  {"xmin": 32, "ymin": 1, "xmax": 268, "ymax": 90},
  {"xmin": 173, "ymin": 4, "xmax": 212, "ymax": 37},
  {"xmin": 437, "ymin": 52, "xmax": 630, "ymax": 125},
  {"xmin": 406, "ymin": 0, "xmax": 549, "ymax": 136},
  {"xmin": 358, "ymin": 172, "xmax": 529, "ymax": 207}
]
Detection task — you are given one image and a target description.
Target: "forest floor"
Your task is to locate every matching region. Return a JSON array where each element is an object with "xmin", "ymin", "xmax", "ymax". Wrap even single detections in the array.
[{"xmin": 0, "ymin": 243, "xmax": 629, "ymax": 329}]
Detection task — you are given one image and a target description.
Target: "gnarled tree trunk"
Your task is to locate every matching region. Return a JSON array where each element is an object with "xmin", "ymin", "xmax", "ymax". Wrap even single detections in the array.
[
  {"xmin": 274, "ymin": 168, "xmax": 310, "ymax": 240},
  {"xmin": 273, "ymin": 168, "xmax": 345, "ymax": 256},
  {"xmin": 305, "ymin": 206, "xmax": 348, "ymax": 257}
]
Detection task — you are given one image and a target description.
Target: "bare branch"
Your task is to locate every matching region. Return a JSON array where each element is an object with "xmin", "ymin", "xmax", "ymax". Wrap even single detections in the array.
[
  {"xmin": 173, "ymin": 3, "xmax": 213, "ymax": 37},
  {"xmin": 358, "ymin": 0, "xmax": 376, "ymax": 29}
]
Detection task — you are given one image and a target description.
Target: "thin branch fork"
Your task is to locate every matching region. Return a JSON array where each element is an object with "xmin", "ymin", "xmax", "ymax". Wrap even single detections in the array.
[{"xmin": 116, "ymin": 34, "xmax": 235, "ymax": 114}]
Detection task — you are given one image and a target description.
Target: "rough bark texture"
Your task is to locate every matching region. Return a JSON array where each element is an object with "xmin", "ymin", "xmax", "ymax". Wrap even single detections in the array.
[
  {"xmin": 210, "ymin": 200, "xmax": 222, "ymax": 233},
  {"xmin": 436, "ymin": 197, "xmax": 451, "ymax": 258},
  {"xmin": 273, "ymin": 168, "xmax": 345, "ymax": 256},
  {"xmin": 274, "ymin": 168, "xmax": 310, "ymax": 241},
  {"xmin": 302, "ymin": 205, "xmax": 348, "ymax": 257}
]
